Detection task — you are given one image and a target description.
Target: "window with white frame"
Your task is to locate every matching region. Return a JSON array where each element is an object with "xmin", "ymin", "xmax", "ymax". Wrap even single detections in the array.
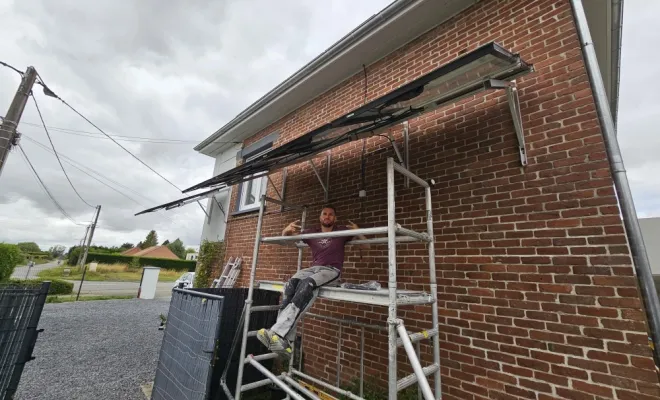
[
  {"xmin": 237, "ymin": 175, "xmax": 266, "ymax": 212},
  {"xmin": 234, "ymin": 131, "xmax": 279, "ymax": 214}
]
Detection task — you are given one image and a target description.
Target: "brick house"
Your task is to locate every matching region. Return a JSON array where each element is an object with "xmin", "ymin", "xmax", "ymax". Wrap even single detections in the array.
[{"xmin": 141, "ymin": 0, "xmax": 660, "ymax": 398}]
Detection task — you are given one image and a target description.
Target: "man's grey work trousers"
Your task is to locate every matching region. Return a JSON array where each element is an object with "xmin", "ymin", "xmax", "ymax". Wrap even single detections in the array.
[{"xmin": 270, "ymin": 265, "xmax": 340, "ymax": 341}]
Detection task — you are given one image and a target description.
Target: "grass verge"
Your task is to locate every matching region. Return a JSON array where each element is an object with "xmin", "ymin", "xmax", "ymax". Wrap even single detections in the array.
[
  {"xmin": 38, "ymin": 263, "xmax": 182, "ymax": 282},
  {"xmin": 47, "ymin": 294, "xmax": 135, "ymax": 303}
]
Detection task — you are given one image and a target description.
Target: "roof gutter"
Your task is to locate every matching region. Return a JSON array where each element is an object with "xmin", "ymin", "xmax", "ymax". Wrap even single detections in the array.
[
  {"xmin": 571, "ymin": 0, "xmax": 660, "ymax": 372},
  {"xmin": 194, "ymin": 0, "xmax": 415, "ymax": 152},
  {"xmin": 610, "ymin": 0, "xmax": 623, "ymax": 127}
]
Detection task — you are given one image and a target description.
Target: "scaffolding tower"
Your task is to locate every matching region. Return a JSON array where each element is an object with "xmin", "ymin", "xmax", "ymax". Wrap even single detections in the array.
[{"xmin": 221, "ymin": 157, "xmax": 441, "ymax": 400}]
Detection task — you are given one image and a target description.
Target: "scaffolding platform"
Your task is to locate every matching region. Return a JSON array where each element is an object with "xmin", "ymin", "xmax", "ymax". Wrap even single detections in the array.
[{"xmin": 258, "ymin": 280, "xmax": 434, "ymax": 307}]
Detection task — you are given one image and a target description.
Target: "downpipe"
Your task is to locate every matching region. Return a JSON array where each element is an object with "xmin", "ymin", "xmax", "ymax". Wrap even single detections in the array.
[{"xmin": 570, "ymin": 0, "xmax": 660, "ymax": 372}]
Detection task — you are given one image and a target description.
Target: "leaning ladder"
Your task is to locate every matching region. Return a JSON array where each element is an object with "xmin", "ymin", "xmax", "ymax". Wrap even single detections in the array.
[
  {"xmin": 225, "ymin": 157, "xmax": 441, "ymax": 400},
  {"xmin": 212, "ymin": 256, "xmax": 242, "ymax": 288}
]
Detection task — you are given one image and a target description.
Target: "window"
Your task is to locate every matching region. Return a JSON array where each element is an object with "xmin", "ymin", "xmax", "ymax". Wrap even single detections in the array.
[
  {"xmin": 238, "ymin": 175, "xmax": 265, "ymax": 212},
  {"xmin": 233, "ymin": 131, "xmax": 279, "ymax": 214}
]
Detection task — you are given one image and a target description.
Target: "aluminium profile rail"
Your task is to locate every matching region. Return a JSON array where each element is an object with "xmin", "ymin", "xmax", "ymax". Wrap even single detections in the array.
[{"xmin": 231, "ymin": 157, "xmax": 440, "ymax": 399}]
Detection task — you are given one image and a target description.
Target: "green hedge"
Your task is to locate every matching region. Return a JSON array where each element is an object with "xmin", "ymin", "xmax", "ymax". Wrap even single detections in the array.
[
  {"xmin": 0, "ymin": 243, "xmax": 22, "ymax": 281},
  {"xmin": 7, "ymin": 279, "xmax": 73, "ymax": 295},
  {"xmin": 86, "ymin": 252, "xmax": 196, "ymax": 271}
]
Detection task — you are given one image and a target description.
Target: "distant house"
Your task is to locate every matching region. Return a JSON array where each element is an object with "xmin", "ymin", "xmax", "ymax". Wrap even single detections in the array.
[
  {"xmin": 121, "ymin": 247, "xmax": 143, "ymax": 257},
  {"xmin": 186, "ymin": 252, "xmax": 198, "ymax": 261},
  {"xmin": 120, "ymin": 246, "xmax": 180, "ymax": 260}
]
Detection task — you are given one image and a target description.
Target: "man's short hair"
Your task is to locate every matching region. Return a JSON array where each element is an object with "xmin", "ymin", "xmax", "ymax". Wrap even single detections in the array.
[{"xmin": 321, "ymin": 204, "xmax": 336, "ymax": 214}]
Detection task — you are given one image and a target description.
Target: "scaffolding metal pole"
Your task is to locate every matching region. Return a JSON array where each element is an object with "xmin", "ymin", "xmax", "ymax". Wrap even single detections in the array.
[
  {"xmin": 289, "ymin": 206, "xmax": 307, "ymax": 376},
  {"xmin": 396, "ymin": 321, "xmax": 434, "ymax": 400},
  {"xmin": 360, "ymin": 326, "xmax": 365, "ymax": 398},
  {"xmin": 425, "ymin": 185, "xmax": 441, "ymax": 399},
  {"xmin": 234, "ymin": 195, "xmax": 267, "ymax": 400},
  {"xmin": 386, "ymin": 157, "xmax": 398, "ymax": 398},
  {"xmin": 246, "ymin": 357, "xmax": 306, "ymax": 400}
]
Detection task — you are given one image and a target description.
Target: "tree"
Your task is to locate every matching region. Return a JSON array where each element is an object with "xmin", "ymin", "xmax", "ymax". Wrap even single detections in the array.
[
  {"xmin": 120, "ymin": 243, "xmax": 134, "ymax": 250},
  {"xmin": 136, "ymin": 241, "xmax": 143, "ymax": 249},
  {"xmin": 162, "ymin": 239, "xmax": 170, "ymax": 246},
  {"xmin": 49, "ymin": 245, "xmax": 66, "ymax": 258},
  {"xmin": 0, "ymin": 244, "xmax": 22, "ymax": 281},
  {"xmin": 141, "ymin": 231, "xmax": 158, "ymax": 249},
  {"xmin": 167, "ymin": 239, "xmax": 186, "ymax": 259},
  {"xmin": 17, "ymin": 242, "xmax": 41, "ymax": 253},
  {"xmin": 186, "ymin": 247, "xmax": 197, "ymax": 254}
]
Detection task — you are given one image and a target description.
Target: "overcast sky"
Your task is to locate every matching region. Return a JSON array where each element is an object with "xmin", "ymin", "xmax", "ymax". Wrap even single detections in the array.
[
  {"xmin": 0, "ymin": 0, "xmax": 393, "ymax": 251},
  {"xmin": 0, "ymin": 0, "xmax": 657, "ymax": 252}
]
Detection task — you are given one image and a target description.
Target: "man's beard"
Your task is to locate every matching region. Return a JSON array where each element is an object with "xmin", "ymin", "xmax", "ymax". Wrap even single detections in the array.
[{"xmin": 321, "ymin": 220, "xmax": 334, "ymax": 228}]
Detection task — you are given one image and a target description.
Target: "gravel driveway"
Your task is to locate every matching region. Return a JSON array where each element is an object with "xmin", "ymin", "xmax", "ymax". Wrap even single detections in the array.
[{"xmin": 14, "ymin": 299, "xmax": 171, "ymax": 400}]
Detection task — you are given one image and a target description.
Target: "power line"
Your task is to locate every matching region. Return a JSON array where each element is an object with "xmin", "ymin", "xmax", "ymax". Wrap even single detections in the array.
[
  {"xmin": 21, "ymin": 134, "xmax": 180, "ymax": 225},
  {"xmin": 17, "ymin": 144, "xmax": 84, "ymax": 226},
  {"xmin": 0, "ymin": 60, "xmax": 23, "ymax": 76},
  {"xmin": 31, "ymin": 93, "xmax": 95, "ymax": 208},
  {"xmin": 36, "ymin": 76, "xmax": 185, "ymax": 193},
  {"xmin": 1, "ymin": 116, "xmax": 241, "ymax": 145}
]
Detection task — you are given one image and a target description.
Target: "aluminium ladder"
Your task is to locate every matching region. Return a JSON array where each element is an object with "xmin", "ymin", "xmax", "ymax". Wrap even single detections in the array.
[
  {"xmin": 212, "ymin": 256, "xmax": 243, "ymax": 288},
  {"xmin": 222, "ymin": 157, "xmax": 441, "ymax": 400}
]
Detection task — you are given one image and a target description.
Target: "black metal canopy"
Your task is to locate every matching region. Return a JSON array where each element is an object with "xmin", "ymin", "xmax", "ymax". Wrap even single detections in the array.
[
  {"xmin": 136, "ymin": 42, "xmax": 532, "ymax": 215},
  {"xmin": 135, "ymin": 187, "xmax": 227, "ymax": 216}
]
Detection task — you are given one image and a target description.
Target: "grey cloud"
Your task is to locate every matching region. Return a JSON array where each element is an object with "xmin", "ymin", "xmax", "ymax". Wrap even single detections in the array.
[{"xmin": 0, "ymin": 0, "xmax": 392, "ymax": 249}]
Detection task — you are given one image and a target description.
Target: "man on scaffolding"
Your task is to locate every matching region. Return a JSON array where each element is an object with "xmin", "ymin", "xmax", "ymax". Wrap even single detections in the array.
[{"xmin": 257, "ymin": 204, "xmax": 368, "ymax": 357}]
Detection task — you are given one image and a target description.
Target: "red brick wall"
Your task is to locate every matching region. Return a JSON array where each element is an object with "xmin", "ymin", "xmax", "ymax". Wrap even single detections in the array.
[{"xmin": 218, "ymin": 0, "xmax": 660, "ymax": 398}]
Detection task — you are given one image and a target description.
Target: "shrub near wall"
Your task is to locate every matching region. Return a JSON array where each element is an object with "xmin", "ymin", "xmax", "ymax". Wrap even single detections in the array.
[
  {"xmin": 86, "ymin": 252, "xmax": 196, "ymax": 271},
  {"xmin": 0, "ymin": 243, "xmax": 22, "ymax": 281},
  {"xmin": 194, "ymin": 240, "xmax": 225, "ymax": 288}
]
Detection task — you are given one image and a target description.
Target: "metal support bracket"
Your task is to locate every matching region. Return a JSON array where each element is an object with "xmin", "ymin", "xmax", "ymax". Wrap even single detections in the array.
[
  {"xmin": 308, "ymin": 151, "xmax": 331, "ymax": 202},
  {"xmin": 485, "ymin": 79, "xmax": 528, "ymax": 166},
  {"xmin": 279, "ymin": 168, "xmax": 288, "ymax": 212},
  {"xmin": 403, "ymin": 122, "xmax": 409, "ymax": 188}
]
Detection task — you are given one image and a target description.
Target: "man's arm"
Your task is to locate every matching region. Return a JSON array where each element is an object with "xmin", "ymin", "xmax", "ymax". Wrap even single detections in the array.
[
  {"xmin": 347, "ymin": 220, "xmax": 370, "ymax": 250},
  {"xmin": 282, "ymin": 220, "xmax": 301, "ymax": 236}
]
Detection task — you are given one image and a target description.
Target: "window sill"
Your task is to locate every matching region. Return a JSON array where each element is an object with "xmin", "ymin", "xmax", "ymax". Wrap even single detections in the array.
[{"xmin": 232, "ymin": 206, "xmax": 262, "ymax": 216}]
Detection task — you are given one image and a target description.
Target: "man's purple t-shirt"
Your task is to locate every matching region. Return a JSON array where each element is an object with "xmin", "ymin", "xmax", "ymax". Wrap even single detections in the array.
[{"xmin": 302, "ymin": 226, "xmax": 354, "ymax": 271}]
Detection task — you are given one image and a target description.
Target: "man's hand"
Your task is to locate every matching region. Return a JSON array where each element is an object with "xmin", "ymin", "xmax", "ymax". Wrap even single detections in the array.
[
  {"xmin": 347, "ymin": 220, "xmax": 369, "ymax": 249},
  {"xmin": 283, "ymin": 220, "xmax": 301, "ymax": 236}
]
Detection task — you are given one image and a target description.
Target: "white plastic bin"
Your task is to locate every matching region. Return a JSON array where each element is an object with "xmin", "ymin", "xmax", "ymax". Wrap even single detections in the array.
[{"xmin": 138, "ymin": 266, "xmax": 161, "ymax": 299}]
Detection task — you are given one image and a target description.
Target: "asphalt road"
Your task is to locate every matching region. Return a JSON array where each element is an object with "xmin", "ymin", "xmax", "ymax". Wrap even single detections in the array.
[
  {"xmin": 72, "ymin": 280, "xmax": 175, "ymax": 298},
  {"xmin": 12, "ymin": 261, "xmax": 174, "ymax": 298},
  {"xmin": 14, "ymin": 299, "xmax": 170, "ymax": 400},
  {"xmin": 12, "ymin": 261, "xmax": 60, "ymax": 280}
]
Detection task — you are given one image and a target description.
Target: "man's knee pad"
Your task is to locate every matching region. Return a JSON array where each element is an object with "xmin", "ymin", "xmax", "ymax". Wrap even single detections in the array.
[
  {"xmin": 281, "ymin": 278, "xmax": 300, "ymax": 308},
  {"xmin": 291, "ymin": 277, "xmax": 316, "ymax": 307}
]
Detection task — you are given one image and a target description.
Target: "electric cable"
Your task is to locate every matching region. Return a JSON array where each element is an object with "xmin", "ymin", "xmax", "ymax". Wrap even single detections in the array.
[
  {"xmin": 21, "ymin": 134, "xmax": 179, "ymax": 224},
  {"xmin": 17, "ymin": 144, "xmax": 85, "ymax": 226},
  {"xmin": 0, "ymin": 60, "xmax": 23, "ymax": 76},
  {"xmin": 35, "ymin": 74, "xmax": 186, "ymax": 193},
  {"xmin": 1, "ymin": 116, "xmax": 240, "ymax": 144},
  {"xmin": 31, "ymin": 93, "xmax": 95, "ymax": 208}
]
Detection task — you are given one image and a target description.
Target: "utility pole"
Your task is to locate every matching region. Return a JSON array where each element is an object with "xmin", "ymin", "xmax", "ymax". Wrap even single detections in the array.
[
  {"xmin": 0, "ymin": 66, "xmax": 37, "ymax": 178},
  {"xmin": 76, "ymin": 205, "xmax": 101, "ymax": 301},
  {"xmin": 77, "ymin": 225, "xmax": 91, "ymax": 268}
]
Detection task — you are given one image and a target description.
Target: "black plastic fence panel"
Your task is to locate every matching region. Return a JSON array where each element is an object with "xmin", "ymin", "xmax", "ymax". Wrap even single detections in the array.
[
  {"xmin": 0, "ymin": 281, "xmax": 50, "ymax": 400},
  {"xmin": 192, "ymin": 288, "xmax": 280, "ymax": 400},
  {"xmin": 152, "ymin": 289, "xmax": 224, "ymax": 400}
]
